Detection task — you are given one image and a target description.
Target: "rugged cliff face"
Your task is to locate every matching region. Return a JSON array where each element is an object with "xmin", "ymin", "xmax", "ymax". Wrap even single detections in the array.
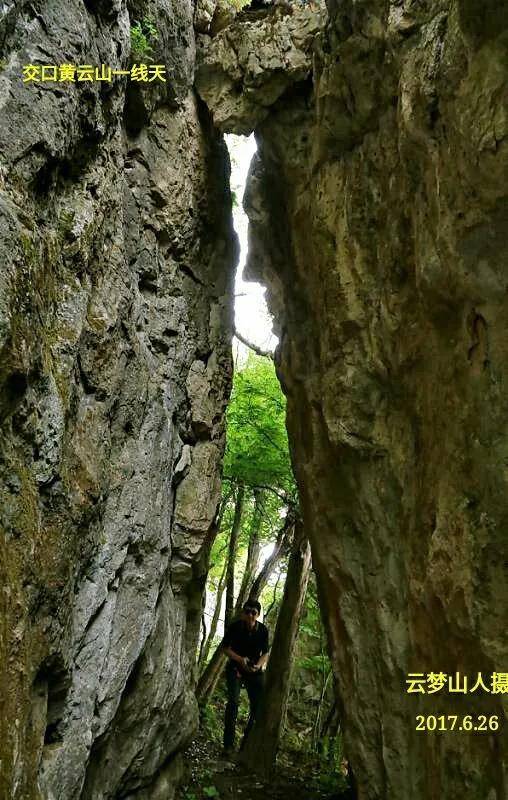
[
  {"xmin": 2, "ymin": 1, "xmax": 507, "ymax": 798},
  {"xmin": 198, "ymin": 1, "xmax": 508, "ymax": 798},
  {"xmin": 0, "ymin": 2, "xmax": 236, "ymax": 798}
]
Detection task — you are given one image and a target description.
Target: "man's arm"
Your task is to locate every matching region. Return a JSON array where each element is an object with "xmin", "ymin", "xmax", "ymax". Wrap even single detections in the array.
[{"xmin": 223, "ymin": 646, "xmax": 251, "ymax": 670}]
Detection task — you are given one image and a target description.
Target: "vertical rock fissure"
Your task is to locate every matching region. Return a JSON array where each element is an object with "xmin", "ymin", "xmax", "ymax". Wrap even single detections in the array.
[{"xmin": 1, "ymin": 0, "xmax": 507, "ymax": 798}]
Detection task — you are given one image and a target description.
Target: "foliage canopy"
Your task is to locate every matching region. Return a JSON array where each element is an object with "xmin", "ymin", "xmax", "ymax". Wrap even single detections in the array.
[{"xmin": 223, "ymin": 354, "xmax": 294, "ymax": 494}]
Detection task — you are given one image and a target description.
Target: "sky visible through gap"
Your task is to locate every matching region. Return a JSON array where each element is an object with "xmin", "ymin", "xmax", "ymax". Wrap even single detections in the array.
[
  {"xmin": 226, "ymin": 134, "xmax": 278, "ymax": 363},
  {"xmin": 203, "ymin": 135, "xmax": 278, "ymax": 635}
]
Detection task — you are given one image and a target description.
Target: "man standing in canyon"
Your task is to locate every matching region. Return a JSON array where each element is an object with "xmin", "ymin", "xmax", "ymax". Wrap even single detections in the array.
[{"xmin": 221, "ymin": 600, "xmax": 270, "ymax": 756}]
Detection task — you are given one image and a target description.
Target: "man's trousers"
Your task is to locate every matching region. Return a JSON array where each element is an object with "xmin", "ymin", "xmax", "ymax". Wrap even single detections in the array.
[{"xmin": 223, "ymin": 661, "xmax": 264, "ymax": 749}]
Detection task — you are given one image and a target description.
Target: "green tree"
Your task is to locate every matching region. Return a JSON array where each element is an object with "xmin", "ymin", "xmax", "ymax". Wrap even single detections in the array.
[
  {"xmin": 195, "ymin": 357, "xmax": 349, "ymax": 792},
  {"xmin": 197, "ymin": 355, "xmax": 296, "ymax": 704},
  {"xmin": 223, "ymin": 354, "xmax": 295, "ymax": 495}
]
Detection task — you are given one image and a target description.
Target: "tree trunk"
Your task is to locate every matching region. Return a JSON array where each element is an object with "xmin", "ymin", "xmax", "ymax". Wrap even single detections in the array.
[
  {"xmin": 320, "ymin": 698, "xmax": 339, "ymax": 740},
  {"xmin": 225, "ymin": 484, "xmax": 246, "ymax": 628},
  {"xmin": 313, "ymin": 667, "xmax": 332, "ymax": 749},
  {"xmin": 319, "ymin": 698, "xmax": 341, "ymax": 762},
  {"xmin": 197, "ymin": 486, "xmax": 245, "ymax": 702},
  {"xmin": 198, "ymin": 557, "xmax": 228, "ymax": 669},
  {"xmin": 196, "ymin": 644, "xmax": 228, "ymax": 704},
  {"xmin": 198, "ymin": 610, "xmax": 207, "ymax": 666},
  {"xmin": 240, "ymin": 523, "xmax": 312, "ymax": 775},
  {"xmin": 249, "ymin": 508, "xmax": 295, "ymax": 600},
  {"xmin": 263, "ymin": 570, "xmax": 282, "ymax": 624},
  {"xmin": 196, "ymin": 512, "xmax": 292, "ymax": 707},
  {"xmin": 235, "ymin": 489, "xmax": 263, "ymax": 611},
  {"xmin": 215, "ymin": 486, "xmax": 232, "ymax": 532}
]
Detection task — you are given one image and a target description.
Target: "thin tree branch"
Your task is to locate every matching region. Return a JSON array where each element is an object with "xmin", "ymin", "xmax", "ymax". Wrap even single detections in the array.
[
  {"xmin": 264, "ymin": 569, "xmax": 282, "ymax": 622},
  {"xmin": 221, "ymin": 479, "xmax": 297, "ymax": 508},
  {"xmin": 234, "ymin": 329, "xmax": 274, "ymax": 359}
]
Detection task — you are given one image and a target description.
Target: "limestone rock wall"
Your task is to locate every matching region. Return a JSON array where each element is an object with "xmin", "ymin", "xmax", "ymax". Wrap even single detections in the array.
[
  {"xmin": 0, "ymin": 2, "xmax": 236, "ymax": 798},
  {"xmin": 195, "ymin": 2, "xmax": 327, "ymax": 133},
  {"xmin": 198, "ymin": 1, "xmax": 508, "ymax": 797}
]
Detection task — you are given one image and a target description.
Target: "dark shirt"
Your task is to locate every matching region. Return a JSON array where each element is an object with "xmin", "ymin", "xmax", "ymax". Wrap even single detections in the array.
[{"xmin": 222, "ymin": 619, "xmax": 269, "ymax": 664}]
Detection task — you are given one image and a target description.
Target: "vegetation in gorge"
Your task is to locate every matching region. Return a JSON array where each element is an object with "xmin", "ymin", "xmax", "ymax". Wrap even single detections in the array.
[
  {"xmin": 130, "ymin": 17, "xmax": 158, "ymax": 61},
  {"xmin": 187, "ymin": 354, "xmax": 351, "ymax": 799},
  {"xmin": 223, "ymin": 354, "xmax": 294, "ymax": 493}
]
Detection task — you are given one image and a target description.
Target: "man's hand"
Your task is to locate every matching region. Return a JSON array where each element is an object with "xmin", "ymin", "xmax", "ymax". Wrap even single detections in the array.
[
  {"xmin": 241, "ymin": 656, "xmax": 254, "ymax": 672},
  {"xmin": 253, "ymin": 652, "xmax": 269, "ymax": 671},
  {"xmin": 224, "ymin": 646, "xmax": 250, "ymax": 670}
]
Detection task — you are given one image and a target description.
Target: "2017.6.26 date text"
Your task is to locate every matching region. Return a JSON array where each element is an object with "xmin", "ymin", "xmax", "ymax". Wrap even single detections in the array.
[{"xmin": 416, "ymin": 715, "xmax": 500, "ymax": 732}]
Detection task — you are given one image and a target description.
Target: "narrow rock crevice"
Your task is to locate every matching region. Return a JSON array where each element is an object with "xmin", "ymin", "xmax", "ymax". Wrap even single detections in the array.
[{"xmin": 1, "ymin": 1, "xmax": 507, "ymax": 799}]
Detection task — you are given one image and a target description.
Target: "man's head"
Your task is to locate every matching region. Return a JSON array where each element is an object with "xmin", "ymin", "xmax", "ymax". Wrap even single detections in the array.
[{"xmin": 242, "ymin": 599, "xmax": 261, "ymax": 629}]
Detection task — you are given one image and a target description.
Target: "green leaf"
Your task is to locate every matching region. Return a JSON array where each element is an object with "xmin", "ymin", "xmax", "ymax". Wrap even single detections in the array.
[
  {"xmin": 130, "ymin": 17, "xmax": 159, "ymax": 62},
  {"xmin": 223, "ymin": 354, "xmax": 295, "ymax": 493}
]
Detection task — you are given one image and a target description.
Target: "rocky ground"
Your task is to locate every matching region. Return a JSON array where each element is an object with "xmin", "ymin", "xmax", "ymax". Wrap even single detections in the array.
[{"xmin": 176, "ymin": 729, "xmax": 354, "ymax": 800}]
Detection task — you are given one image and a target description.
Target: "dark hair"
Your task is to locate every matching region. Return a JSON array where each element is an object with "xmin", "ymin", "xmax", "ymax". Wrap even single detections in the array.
[{"xmin": 244, "ymin": 599, "xmax": 261, "ymax": 615}]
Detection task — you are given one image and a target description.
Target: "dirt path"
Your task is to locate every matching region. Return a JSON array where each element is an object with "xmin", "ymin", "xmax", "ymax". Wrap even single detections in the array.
[{"xmin": 176, "ymin": 736, "xmax": 353, "ymax": 800}]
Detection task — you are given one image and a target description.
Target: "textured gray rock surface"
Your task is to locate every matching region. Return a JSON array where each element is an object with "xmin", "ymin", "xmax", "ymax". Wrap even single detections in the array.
[
  {"xmin": 195, "ymin": 2, "xmax": 326, "ymax": 134},
  {"xmin": 2, "ymin": 0, "xmax": 507, "ymax": 798},
  {"xmin": 197, "ymin": 1, "xmax": 508, "ymax": 798},
  {"xmin": 0, "ymin": 2, "xmax": 236, "ymax": 798}
]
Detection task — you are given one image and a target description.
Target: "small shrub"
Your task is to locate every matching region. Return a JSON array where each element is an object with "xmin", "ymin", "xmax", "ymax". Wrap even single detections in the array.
[{"xmin": 130, "ymin": 17, "xmax": 158, "ymax": 62}]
